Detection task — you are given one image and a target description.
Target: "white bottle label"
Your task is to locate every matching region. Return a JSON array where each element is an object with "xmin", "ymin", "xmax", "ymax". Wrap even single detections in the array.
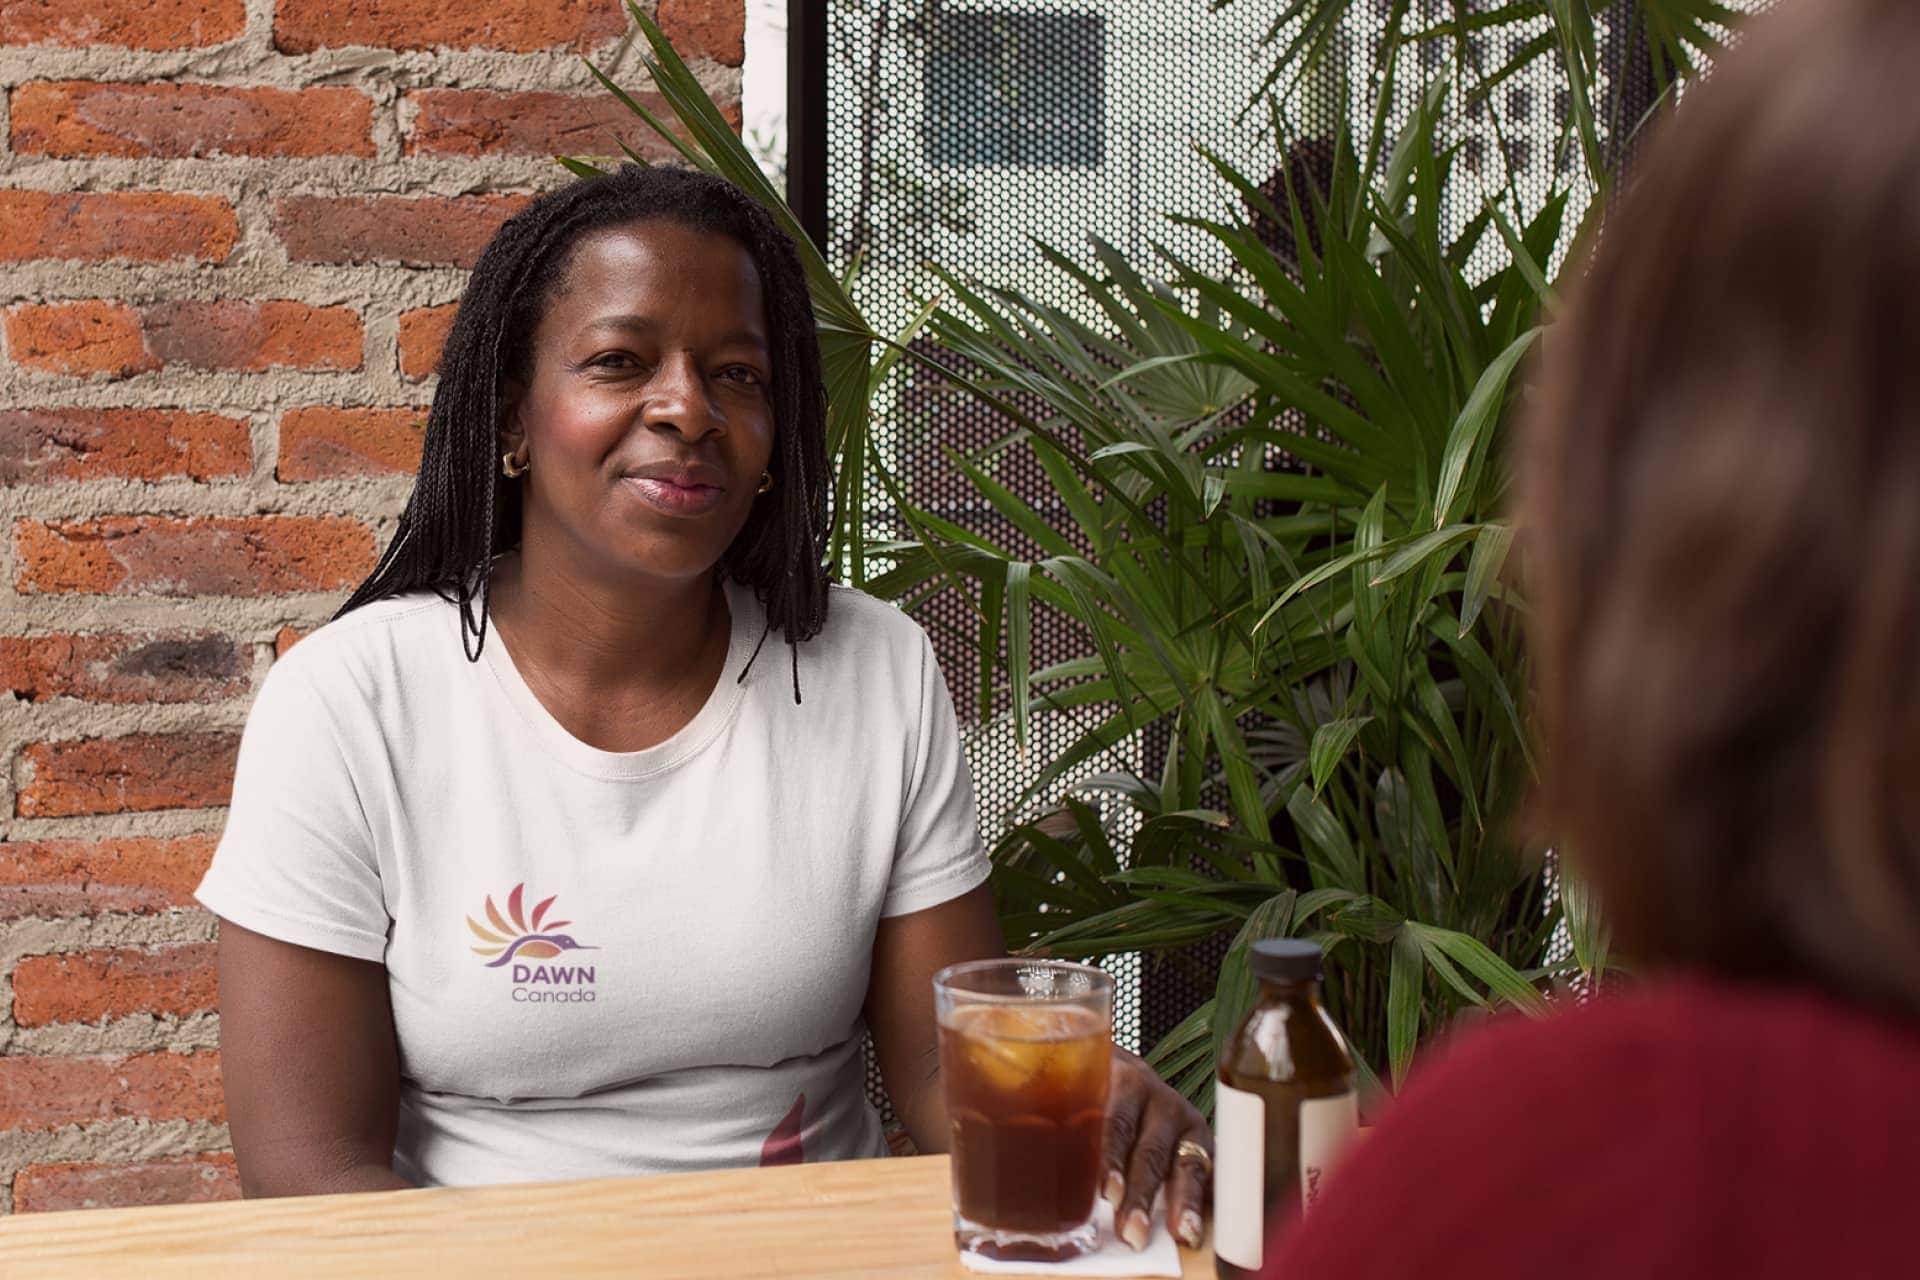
[
  {"xmin": 1212, "ymin": 1082, "xmax": 1266, "ymax": 1269},
  {"xmin": 1297, "ymin": 1090, "xmax": 1359, "ymax": 1214},
  {"xmin": 1213, "ymin": 1084, "xmax": 1360, "ymax": 1269}
]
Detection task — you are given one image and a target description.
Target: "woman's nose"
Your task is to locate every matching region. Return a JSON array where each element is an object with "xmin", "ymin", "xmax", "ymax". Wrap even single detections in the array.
[{"xmin": 642, "ymin": 356, "xmax": 721, "ymax": 440}]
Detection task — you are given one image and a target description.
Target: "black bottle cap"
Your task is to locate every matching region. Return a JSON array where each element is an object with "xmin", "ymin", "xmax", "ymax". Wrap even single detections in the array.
[{"xmin": 1250, "ymin": 938, "xmax": 1324, "ymax": 982}]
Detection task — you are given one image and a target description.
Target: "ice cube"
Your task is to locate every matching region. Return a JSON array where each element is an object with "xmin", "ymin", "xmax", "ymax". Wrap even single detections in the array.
[{"xmin": 966, "ymin": 1030, "xmax": 1050, "ymax": 1093}]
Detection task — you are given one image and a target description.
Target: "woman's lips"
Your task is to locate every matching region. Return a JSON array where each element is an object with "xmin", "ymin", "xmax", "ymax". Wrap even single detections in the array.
[{"xmin": 620, "ymin": 474, "xmax": 727, "ymax": 516}]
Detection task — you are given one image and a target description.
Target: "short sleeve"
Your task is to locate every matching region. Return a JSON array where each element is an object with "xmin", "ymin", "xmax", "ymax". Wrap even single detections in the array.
[
  {"xmin": 195, "ymin": 657, "xmax": 391, "ymax": 962},
  {"xmin": 881, "ymin": 632, "xmax": 992, "ymax": 917}
]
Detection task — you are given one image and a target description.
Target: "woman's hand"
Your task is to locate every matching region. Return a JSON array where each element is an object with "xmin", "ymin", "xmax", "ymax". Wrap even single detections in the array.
[{"xmin": 1103, "ymin": 1047, "xmax": 1212, "ymax": 1250}]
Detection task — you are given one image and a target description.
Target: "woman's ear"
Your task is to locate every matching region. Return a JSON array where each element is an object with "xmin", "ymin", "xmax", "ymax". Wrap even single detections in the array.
[{"xmin": 498, "ymin": 378, "xmax": 528, "ymax": 457}]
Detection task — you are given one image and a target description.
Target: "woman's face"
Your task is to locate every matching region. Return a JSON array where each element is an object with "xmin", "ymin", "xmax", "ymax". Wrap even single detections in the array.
[{"xmin": 502, "ymin": 218, "xmax": 776, "ymax": 590}]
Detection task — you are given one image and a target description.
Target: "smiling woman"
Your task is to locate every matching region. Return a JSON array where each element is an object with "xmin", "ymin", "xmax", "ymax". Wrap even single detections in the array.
[{"xmin": 191, "ymin": 165, "xmax": 1212, "ymax": 1249}]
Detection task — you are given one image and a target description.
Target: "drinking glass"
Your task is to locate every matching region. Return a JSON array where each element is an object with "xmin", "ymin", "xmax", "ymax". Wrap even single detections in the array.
[{"xmin": 935, "ymin": 959, "xmax": 1114, "ymax": 1262}]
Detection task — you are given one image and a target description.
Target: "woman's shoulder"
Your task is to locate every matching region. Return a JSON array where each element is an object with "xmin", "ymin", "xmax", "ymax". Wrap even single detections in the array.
[
  {"xmin": 261, "ymin": 590, "xmax": 459, "ymax": 699},
  {"xmin": 734, "ymin": 584, "xmax": 947, "ymax": 723},
  {"xmin": 1419, "ymin": 977, "xmax": 1920, "ymax": 1084},
  {"xmin": 1378, "ymin": 978, "xmax": 1920, "ymax": 1134},
  {"xmin": 1263, "ymin": 979, "xmax": 1920, "ymax": 1277},
  {"xmin": 805, "ymin": 584, "xmax": 938, "ymax": 667},
  {"xmin": 823, "ymin": 582, "xmax": 927, "ymax": 633}
]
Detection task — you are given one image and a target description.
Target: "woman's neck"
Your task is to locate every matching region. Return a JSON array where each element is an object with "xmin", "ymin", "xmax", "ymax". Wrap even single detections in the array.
[
  {"xmin": 484, "ymin": 550, "xmax": 729, "ymax": 709},
  {"xmin": 491, "ymin": 556, "xmax": 721, "ymax": 687}
]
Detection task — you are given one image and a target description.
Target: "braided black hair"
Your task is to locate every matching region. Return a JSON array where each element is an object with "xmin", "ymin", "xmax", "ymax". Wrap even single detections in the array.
[{"xmin": 336, "ymin": 166, "xmax": 832, "ymax": 694}]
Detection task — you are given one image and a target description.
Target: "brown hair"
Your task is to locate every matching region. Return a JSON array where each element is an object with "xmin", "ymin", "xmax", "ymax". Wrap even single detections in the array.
[{"xmin": 1525, "ymin": 0, "xmax": 1920, "ymax": 1015}]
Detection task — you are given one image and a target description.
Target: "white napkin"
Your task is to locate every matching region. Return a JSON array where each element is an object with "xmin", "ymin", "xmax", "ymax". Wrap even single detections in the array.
[{"xmin": 957, "ymin": 1198, "xmax": 1183, "ymax": 1277}]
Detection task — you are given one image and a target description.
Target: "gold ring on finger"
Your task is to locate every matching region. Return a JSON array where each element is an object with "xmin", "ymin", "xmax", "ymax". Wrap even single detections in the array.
[{"xmin": 1175, "ymin": 1138, "xmax": 1212, "ymax": 1176}]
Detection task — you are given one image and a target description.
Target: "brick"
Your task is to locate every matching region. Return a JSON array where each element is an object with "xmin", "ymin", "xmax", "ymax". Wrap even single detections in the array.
[
  {"xmin": 274, "ymin": 0, "xmax": 625, "ymax": 53},
  {"xmin": 277, "ymin": 406, "xmax": 426, "ymax": 481},
  {"xmin": 398, "ymin": 304, "xmax": 457, "ymax": 380},
  {"xmin": 11, "ymin": 82, "xmax": 374, "ymax": 159},
  {"xmin": 0, "ymin": 1052, "xmax": 223, "ymax": 1130},
  {"xmin": 141, "ymin": 301, "xmax": 363, "ymax": 372},
  {"xmin": 0, "ymin": 836, "xmax": 215, "ymax": 920},
  {"xmin": 5, "ymin": 301, "xmax": 355, "ymax": 379},
  {"xmin": 14, "ymin": 943, "xmax": 219, "ymax": 1026},
  {"xmin": 13, "ymin": 1154, "xmax": 238, "ymax": 1214},
  {"xmin": 0, "ymin": 633, "xmax": 249, "ymax": 704},
  {"xmin": 4, "ymin": 302, "xmax": 156, "ymax": 378},
  {"xmin": 14, "ymin": 515, "xmax": 376, "ymax": 597},
  {"xmin": 404, "ymin": 88, "xmax": 695, "ymax": 158},
  {"xmin": 0, "ymin": 0, "xmax": 244, "ymax": 50},
  {"xmin": 15, "ymin": 732, "xmax": 239, "ymax": 818},
  {"xmin": 273, "ymin": 195, "xmax": 528, "ymax": 269},
  {"xmin": 0, "ymin": 191, "xmax": 238, "ymax": 263},
  {"xmin": 0, "ymin": 409, "xmax": 249, "ymax": 484},
  {"xmin": 274, "ymin": 626, "xmax": 305, "ymax": 657},
  {"xmin": 658, "ymin": 0, "xmax": 744, "ymax": 67}
]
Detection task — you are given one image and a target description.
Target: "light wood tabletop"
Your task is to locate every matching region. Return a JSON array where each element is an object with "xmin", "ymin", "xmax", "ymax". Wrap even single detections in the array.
[{"xmin": 0, "ymin": 1153, "xmax": 1216, "ymax": 1278}]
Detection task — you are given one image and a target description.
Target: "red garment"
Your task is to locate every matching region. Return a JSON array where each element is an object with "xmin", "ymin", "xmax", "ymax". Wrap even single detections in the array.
[{"xmin": 1259, "ymin": 979, "xmax": 1920, "ymax": 1279}]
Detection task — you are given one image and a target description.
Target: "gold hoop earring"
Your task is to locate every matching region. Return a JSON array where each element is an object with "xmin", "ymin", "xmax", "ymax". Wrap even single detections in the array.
[
  {"xmin": 502, "ymin": 451, "xmax": 528, "ymax": 479},
  {"xmin": 756, "ymin": 471, "xmax": 775, "ymax": 494}
]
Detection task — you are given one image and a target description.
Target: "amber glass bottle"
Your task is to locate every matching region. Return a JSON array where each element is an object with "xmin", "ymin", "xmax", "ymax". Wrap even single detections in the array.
[{"xmin": 1213, "ymin": 939, "xmax": 1358, "ymax": 1278}]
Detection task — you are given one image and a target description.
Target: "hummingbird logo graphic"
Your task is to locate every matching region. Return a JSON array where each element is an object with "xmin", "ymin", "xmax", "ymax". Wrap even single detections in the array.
[{"xmin": 466, "ymin": 884, "xmax": 597, "ymax": 969}]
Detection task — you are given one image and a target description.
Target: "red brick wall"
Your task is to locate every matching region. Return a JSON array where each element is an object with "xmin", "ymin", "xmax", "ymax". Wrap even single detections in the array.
[{"xmin": 0, "ymin": 0, "xmax": 743, "ymax": 1213}]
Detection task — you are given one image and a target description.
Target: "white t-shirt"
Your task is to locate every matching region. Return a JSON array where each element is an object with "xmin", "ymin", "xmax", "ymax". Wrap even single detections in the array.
[{"xmin": 196, "ymin": 579, "xmax": 990, "ymax": 1187}]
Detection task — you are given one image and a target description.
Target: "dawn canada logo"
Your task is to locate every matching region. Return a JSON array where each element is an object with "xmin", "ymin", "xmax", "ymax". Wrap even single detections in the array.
[{"xmin": 466, "ymin": 884, "xmax": 599, "ymax": 1004}]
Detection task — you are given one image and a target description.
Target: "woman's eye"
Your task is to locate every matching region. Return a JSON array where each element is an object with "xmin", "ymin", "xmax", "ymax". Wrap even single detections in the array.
[
  {"xmin": 590, "ymin": 352, "xmax": 639, "ymax": 370},
  {"xmin": 720, "ymin": 366, "xmax": 764, "ymax": 385}
]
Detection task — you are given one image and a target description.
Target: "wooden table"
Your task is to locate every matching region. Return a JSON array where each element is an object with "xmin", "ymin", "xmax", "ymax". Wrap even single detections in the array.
[{"xmin": 0, "ymin": 1154, "xmax": 1216, "ymax": 1278}]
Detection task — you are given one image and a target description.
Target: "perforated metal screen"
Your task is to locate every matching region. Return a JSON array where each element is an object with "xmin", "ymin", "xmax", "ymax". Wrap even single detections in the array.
[{"xmin": 816, "ymin": 1, "xmax": 1762, "ymax": 1111}]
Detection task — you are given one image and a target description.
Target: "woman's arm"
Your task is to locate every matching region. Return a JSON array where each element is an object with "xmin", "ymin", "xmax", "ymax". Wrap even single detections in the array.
[
  {"xmin": 216, "ymin": 920, "xmax": 414, "ymax": 1196},
  {"xmin": 863, "ymin": 884, "xmax": 1006, "ymax": 1154}
]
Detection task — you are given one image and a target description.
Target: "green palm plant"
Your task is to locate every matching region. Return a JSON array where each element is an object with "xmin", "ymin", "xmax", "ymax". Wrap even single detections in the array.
[
  {"xmin": 586, "ymin": 0, "xmax": 1727, "ymax": 1103},
  {"xmin": 866, "ymin": 87, "xmax": 1565, "ymax": 1103}
]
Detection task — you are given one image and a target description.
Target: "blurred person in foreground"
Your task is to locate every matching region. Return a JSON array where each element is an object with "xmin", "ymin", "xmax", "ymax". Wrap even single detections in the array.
[{"xmin": 1261, "ymin": 0, "xmax": 1920, "ymax": 1274}]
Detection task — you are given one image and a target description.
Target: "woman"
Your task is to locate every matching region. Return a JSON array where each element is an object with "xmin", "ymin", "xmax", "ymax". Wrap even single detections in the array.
[
  {"xmin": 200, "ymin": 166, "xmax": 1210, "ymax": 1250},
  {"xmin": 1262, "ymin": 0, "xmax": 1920, "ymax": 1274}
]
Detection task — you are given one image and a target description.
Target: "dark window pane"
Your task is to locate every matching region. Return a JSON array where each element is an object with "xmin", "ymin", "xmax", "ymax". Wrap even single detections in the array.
[{"xmin": 925, "ymin": 10, "xmax": 1105, "ymax": 167}]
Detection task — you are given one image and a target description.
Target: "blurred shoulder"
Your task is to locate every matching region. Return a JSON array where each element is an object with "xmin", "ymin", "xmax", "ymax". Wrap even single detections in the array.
[
  {"xmin": 1263, "ymin": 982, "xmax": 1920, "ymax": 1277},
  {"xmin": 1408, "ymin": 978, "xmax": 1920, "ymax": 1092}
]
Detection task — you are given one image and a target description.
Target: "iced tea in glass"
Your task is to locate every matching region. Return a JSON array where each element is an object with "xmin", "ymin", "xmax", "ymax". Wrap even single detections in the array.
[{"xmin": 935, "ymin": 959, "xmax": 1113, "ymax": 1262}]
